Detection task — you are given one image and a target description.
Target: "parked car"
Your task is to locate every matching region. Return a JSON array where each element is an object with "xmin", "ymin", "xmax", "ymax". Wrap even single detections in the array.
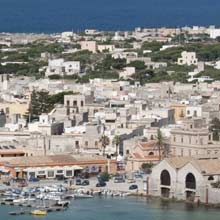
[
  {"xmin": 29, "ymin": 176, "xmax": 39, "ymax": 182},
  {"xmin": 81, "ymin": 180, "xmax": 90, "ymax": 186},
  {"xmin": 96, "ymin": 181, "xmax": 106, "ymax": 187},
  {"xmin": 76, "ymin": 179, "xmax": 82, "ymax": 185},
  {"xmin": 134, "ymin": 174, "xmax": 143, "ymax": 179},
  {"xmin": 114, "ymin": 176, "xmax": 125, "ymax": 183},
  {"xmin": 127, "ymin": 178, "xmax": 136, "ymax": 183},
  {"xmin": 17, "ymin": 181, "xmax": 28, "ymax": 187},
  {"xmin": 129, "ymin": 184, "xmax": 138, "ymax": 190},
  {"xmin": 3, "ymin": 181, "xmax": 10, "ymax": 186}
]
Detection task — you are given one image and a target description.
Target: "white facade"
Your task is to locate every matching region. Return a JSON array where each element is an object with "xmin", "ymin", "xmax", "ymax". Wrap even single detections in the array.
[
  {"xmin": 150, "ymin": 158, "xmax": 220, "ymax": 204},
  {"xmin": 119, "ymin": 67, "xmax": 136, "ymax": 79},
  {"xmin": 80, "ymin": 41, "xmax": 97, "ymax": 53},
  {"xmin": 185, "ymin": 106, "xmax": 202, "ymax": 118},
  {"xmin": 178, "ymin": 51, "xmax": 198, "ymax": 66},
  {"xmin": 209, "ymin": 28, "xmax": 220, "ymax": 39},
  {"xmin": 45, "ymin": 59, "xmax": 80, "ymax": 77},
  {"xmin": 97, "ymin": 45, "xmax": 115, "ymax": 52}
]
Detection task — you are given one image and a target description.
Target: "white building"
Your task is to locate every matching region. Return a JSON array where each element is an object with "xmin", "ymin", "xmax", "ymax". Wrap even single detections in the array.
[
  {"xmin": 45, "ymin": 59, "xmax": 80, "ymax": 77},
  {"xmin": 80, "ymin": 41, "xmax": 97, "ymax": 53},
  {"xmin": 178, "ymin": 51, "xmax": 198, "ymax": 66},
  {"xmin": 150, "ymin": 157, "xmax": 220, "ymax": 204},
  {"xmin": 186, "ymin": 106, "xmax": 202, "ymax": 118},
  {"xmin": 119, "ymin": 67, "xmax": 136, "ymax": 79},
  {"xmin": 209, "ymin": 28, "xmax": 220, "ymax": 39},
  {"xmin": 28, "ymin": 114, "xmax": 64, "ymax": 135},
  {"xmin": 97, "ymin": 45, "xmax": 115, "ymax": 53}
]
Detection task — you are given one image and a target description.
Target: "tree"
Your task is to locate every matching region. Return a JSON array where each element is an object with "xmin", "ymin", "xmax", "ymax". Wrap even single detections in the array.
[
  {"xmin": 113, "ymin": 135, "xmax": 121, "ymax": 157},
  {"xmin": 26, "ymin": 90, "xmax": 53, "ymax": 121},
  {"xmin": 210, "ymin": 117, "xmax": 220, "ymax": 141},
  {"xmin": 128, "ymin": 60, "xmax": 145, "ymax": 70},
  {"xmin": 99, "ymin": 135, "xmax": 110, "ymax": 156},
  {"xmin": 26, "ymin": 90, "xmax": 77, "ymax": 121},
  {"xmin": 155, "ymin": 129, "xmax": 167, "ymax": 161},
  {"xmin": 141, "ymin": 163, "xmax": 153, "ymax": 174}
]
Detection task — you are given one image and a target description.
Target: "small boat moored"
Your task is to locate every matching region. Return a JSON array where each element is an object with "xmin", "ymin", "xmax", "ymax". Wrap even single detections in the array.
[{"xmin": 31, "ymin": 210, "xmax": 47, "ymax": 216}]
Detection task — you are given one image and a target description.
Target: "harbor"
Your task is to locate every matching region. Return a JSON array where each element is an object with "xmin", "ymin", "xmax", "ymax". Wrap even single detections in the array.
[
  {"xmin": 0, "ymin": 180, "xmax": 137, "ymax": 217},
  {"xmin": 1, "ymin": 194, "xmax": 220, "ymax": 220}
]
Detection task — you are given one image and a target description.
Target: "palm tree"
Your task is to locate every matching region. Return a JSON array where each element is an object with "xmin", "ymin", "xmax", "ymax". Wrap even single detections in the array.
[
  {"xmin": 99, "ymin": 135, "xmax": 110, "ymax": 156},
  {"xmin": 113, "ymin": 135, "xmax": 121, "ymax": 157},
  {"xmin": 156, "ymin": 129, "xmax": 167, "ymax": 161}
]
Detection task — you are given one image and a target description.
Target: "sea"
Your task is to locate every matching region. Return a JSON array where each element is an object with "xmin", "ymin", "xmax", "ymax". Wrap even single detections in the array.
[
  {"xmin": 1, "ymin": 197, "xmax": 220, "ymax": 220},
  {"xmin": 1, "ymin": 0, "xmax": 220, "ymax": 33}
]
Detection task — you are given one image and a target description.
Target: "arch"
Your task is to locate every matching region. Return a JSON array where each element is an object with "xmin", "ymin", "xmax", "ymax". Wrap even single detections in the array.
[
  {"xmin": 148, "ymin": 152, "xmax": 154, "ymax": 156},
  {"xmin": 185, "ymin": 173, "xmax": 196, "ymax": 189},
  {"xmin": 160, "ymin": 170, "xmax": 171, "ymax": 186},
  {"xmin": 208, "ymin": 176, "xmax": 214, "ymax": 181}
]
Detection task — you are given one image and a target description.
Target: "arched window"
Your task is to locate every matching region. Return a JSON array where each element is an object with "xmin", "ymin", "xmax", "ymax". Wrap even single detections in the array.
[
  {"xmin": 185, "ymin": 173, "xmax": 196, "ymax": 189},
  {"xmin": 160, "ymin": 170, "xmax": 171, "ymax": 186},
  {"xmin": 149, "ymin": 152, "xmax": 154, "ymax": 156},
  {"xmin": 208, "ymin": 176, "xmax": 214, "ymax": 181}
]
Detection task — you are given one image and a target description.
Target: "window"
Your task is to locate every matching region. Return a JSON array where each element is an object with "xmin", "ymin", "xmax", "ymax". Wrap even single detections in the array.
[
  {"xmin": 95, "ymin": 141, "xmax": 98, "ymax": 147},
  {"xmin": 193, "ymin": 111, "xmax": 197, "ymax": 117},
  {"xmin": 38, "ymin": 171, "xmax": 45, "ymax": 175},
  {"xmin": 66, "ymin": 100, "xmax": 70, "ymax": 106},
  {"xmin": 81, "ymin": 101, "xmax": 84, "ymax": 107},
  {"xmin": 73, "ymin": 100, "xmax": 77, "ymax": 106},
  {"xmin": 126, "ymin": 150, "xmax": 130, "ymax": 155},
  {"xmin": 200, "ymin": 138, "xmax": 203, "ymax": 145},
  {"xmin": 187, "ymin": 110, "xmax": 190, "ymax": 115},
  {"xmin": 48, "ymin": 171, "xmax": 54, "ymax": 178},
  {"xmin": 181, "ymin": 149, "xmax": 184, "ymax": 156},
  {"xmin": 85, "ymin": 141, "xmax": 88, "ymax": 147},
  {"xmin": 208, "ymin": 176, "xmax": 214, "ymax": 181},
  {"xmin": 181, "ymin": 137, "xmax": 183, "ymax": 143},
  {"xmin": 173, "ymin": 136, "xmax": 176, "ymax": 142},
  {"xmin": 66, "ymin": 170, "xmax": 72, "ymax": 177},
  {"xmin": 29, "ymin": 172, "xmax": 35, "ymax": 177},
  {"xmin": 76, "ymin": 141, "xmax": 79, "ymax": 148},
  {"xmin": 57, "ymin": 170, "xmax": 63, "ymax": 174}
]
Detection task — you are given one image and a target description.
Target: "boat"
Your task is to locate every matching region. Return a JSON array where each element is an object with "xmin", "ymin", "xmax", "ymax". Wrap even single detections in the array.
[
  {"xmin": 74, "ymin": 193, "xmax": 93, "ymax": 199},
  {"xmin": 31, "ymin": 210, "xmax": 47, "ymax": 216},
  {"xmin": 63, "ymin": 194, "xmax": 75, "ymax": 200},
  {"xmin": 55, "ymin": 200, "xmax": 70, "ymax": 207}
]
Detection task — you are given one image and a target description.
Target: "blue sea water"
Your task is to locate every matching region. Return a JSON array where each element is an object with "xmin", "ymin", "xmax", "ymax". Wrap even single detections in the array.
[
  {"xmin": 1, "ymin": 197, "xmax": 220, "ymax": 220},
  {"xmin": 0, "ymin": 0, "xmax": 220, "ymax": 33}
]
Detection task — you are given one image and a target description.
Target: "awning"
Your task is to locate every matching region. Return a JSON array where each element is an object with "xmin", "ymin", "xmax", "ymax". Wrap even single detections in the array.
[
  {"xmin": 72, "ymin": 165, "xmax": 83, "ymax": 170},
  {"xmin": 0, "ymin": 166, "xmax": 9, "ymax": 173}
]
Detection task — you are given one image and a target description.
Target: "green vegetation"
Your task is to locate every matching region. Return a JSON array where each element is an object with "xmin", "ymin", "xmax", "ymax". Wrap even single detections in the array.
[
  {"xmin": 150, "ymin": 43, "xmax": 220, "ymax": 62},
  {"xmin": 209, "ymin": 117, "xmax": 220, "ymax": 141},
  {"xmin": 99, "ymin": 172, "xmax": 110, "ymax": 182},
  {"xmin": 26, "ymin": 90, "xmax": 77, "ymax": 121},
  {"xmin": 197, "ymin": 66, "xmax": 220, "ymax": 80},
  {"xmin": 141, "ymin": 41, "xmax": 164, "ymax": 52},
  {"xmin": 99, "ymin": 135, "xmax": 110, "ymax": 156},
  {"xmin": 128, "ymin": 60, "xmax": 145, "ymax": 70},
  {"xmin": 211, "ymin": 181, "xmax": 220, "ymax": 188},
  {"xmin": 141, "ymin": 163, "xmax": 153, "ymax": 174}
]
